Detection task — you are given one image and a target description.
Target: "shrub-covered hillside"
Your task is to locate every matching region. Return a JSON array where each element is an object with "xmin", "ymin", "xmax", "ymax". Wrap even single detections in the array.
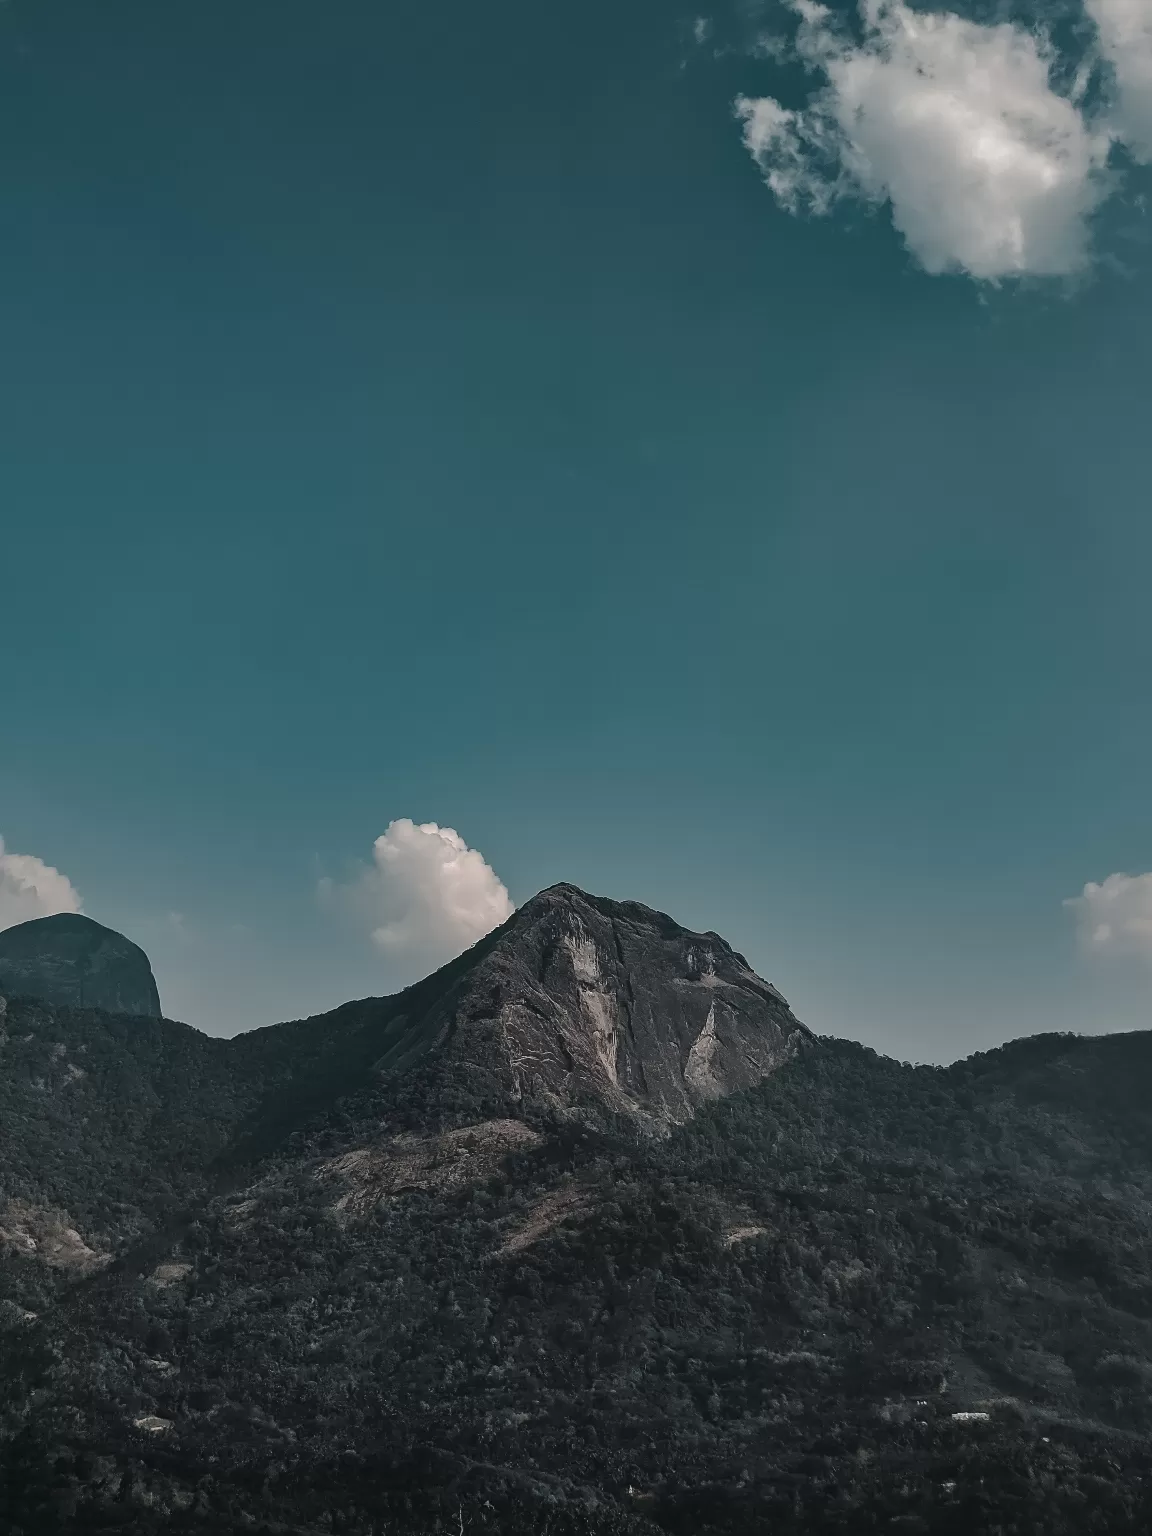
[{"xmin": 5, "ymin": 1018, "xmax": 1152, "ymax": 1535}]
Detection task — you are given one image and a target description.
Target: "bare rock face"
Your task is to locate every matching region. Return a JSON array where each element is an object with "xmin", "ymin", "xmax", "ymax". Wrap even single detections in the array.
[
  {"xmin": 0, "ymin": 913, "xmax": 162, "ymax": 1018},
  {"xmin": 370, "ymin": 884, "xmax": 812, "ymax": 1132},
  {"xmin": 317, "ymin": 1120, "xmax": 545, "ymax": 1215},
  {"xmin": 0, "ymin": 1199, "xmax": 109, "ymax": 1273}
]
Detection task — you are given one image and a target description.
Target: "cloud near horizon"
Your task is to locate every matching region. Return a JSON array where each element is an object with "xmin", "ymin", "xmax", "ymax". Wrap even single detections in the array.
[
  {"xmin": 1065, "ymin": 871, "xmax": 1152, "ymax": 957},
  {"xmin": 735, "ymin": 0, "xmax": 1148, "ymax": 281},
  {"xmin": 321, "ymin": 819, "xmax": 515, "ymax": 977},
  {"xmin": 0, "ymin": 836, "xmax": 83, "ymax": 932}
]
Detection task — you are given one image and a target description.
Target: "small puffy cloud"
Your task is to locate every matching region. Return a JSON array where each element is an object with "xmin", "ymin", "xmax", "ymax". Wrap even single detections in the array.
[
  {"xmin": 737, "ymin": 0, "xmax": 1111, "ymax": 280},
  {"xmin": 0, "ymin": 836, "xmax": 83, "ymax": 932},
  {"xmin": 1065, "ymin": 872, "xmax": 1152, "ymax": 957},
  {"xmin": 322, "ymin": 819, "xmax": 514, "ymax": 977},
  {"xmin": 1087, "ymin": 0, "xmax": 1152, "ymax": 161}
]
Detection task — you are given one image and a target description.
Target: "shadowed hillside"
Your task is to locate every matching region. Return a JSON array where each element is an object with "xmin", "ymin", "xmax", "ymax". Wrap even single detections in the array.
[{"xmin": 2, "ymin": 890, "xmax": 1152, "ymax": 1534}]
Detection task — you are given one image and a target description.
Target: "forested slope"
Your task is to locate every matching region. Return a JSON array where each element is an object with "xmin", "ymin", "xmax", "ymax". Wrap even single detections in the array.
[{"xmin": 3, "ymin": 893, "xmax": 1152, "ymax": 1533}]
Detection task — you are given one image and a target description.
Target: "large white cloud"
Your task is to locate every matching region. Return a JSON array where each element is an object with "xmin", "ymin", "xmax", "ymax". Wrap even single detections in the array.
[
  {"xmin": 0, "ymin": 837, "xmax": 83, "ymax": 932},
  {"xmin": 1087, "ymin": 0, "xmax": 1152, "ymax": 161},
  {"xmin": 1065, "ymin": 872, "xmax": 1152, "ymax": 957},
  {"xmin": 737, "ymin": 0, "xmax": 1112, "ymax": 280},
  {"xmin": 322, "ymin": 819, "xmax": 514, "ymax": 976}
]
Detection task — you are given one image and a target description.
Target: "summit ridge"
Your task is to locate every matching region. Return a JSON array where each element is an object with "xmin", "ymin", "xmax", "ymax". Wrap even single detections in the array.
[{"xmin": 410, "ymin": 880, "xmax": 812, "ymax": 1128}]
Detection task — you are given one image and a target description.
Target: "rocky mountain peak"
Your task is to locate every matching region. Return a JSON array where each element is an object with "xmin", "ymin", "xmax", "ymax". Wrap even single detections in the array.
[
  {"xmin": 373, "ymin": 882, "xmax": 812, "ymax": 1131},
  {"xmin": 0, "ymin": 913, "xmax": 162, "ymax": 1018}
]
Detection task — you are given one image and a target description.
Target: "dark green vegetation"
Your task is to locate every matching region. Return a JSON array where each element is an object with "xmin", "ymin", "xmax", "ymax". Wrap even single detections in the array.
[{"xmin": 3, "ymin": 892, "xmax": 1152, "ymax": 1534}]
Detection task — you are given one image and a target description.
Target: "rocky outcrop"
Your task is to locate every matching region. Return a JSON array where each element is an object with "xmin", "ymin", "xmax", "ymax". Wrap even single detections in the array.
[
  {"xmin": 317, "ymin": 1119, "xmax": 544, "ymax": 1214},
  {"xmin": 0, "ymin": 1199, "xmax": 109, "ymax": 1273},
  {"xmin": 364, "ymin": 884, "xmax": 813, "ymax": 1132},
  {"xmin": 0, "ymin": 913, "xmax": 162, "ymax": 1018}
]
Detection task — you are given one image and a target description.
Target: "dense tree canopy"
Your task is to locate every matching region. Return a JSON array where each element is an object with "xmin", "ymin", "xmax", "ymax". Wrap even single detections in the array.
[{"xmin": 3, "ymin": 992, "xmax": 1152, "ymax": 1534}]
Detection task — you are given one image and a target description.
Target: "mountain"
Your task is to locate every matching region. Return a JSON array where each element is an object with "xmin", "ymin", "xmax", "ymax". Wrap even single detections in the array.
[
  {"xmin": 0, "ymin": 886, "xmax": 813, "ymax": 1242},
  {"xmin": 296, "ymin": 881, "xmax": 815, "ymax": 1133},
  {"xmin": 0, "ymin": 913, "xmax": 162, "ymax": 1018},
  {"xmin": 2, "ymin": 888, "xmax": 1152, "ymax": 1535}
]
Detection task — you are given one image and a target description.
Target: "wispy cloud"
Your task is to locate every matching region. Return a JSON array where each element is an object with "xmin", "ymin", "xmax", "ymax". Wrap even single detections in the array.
[
  {"xmin": 0, "ymin": 836, "xmax": 83, "ymax": 931},
  {"xmin": 735, "ymin": 0, "xmax": 1151, "ymax": 281}
]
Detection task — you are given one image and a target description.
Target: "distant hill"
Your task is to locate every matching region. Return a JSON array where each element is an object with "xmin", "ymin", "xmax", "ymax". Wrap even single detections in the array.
[
  {"xmin": 0, "ymin": 912, "xmax": 162, "ymax": 1017},
  {"xmin": 2, "ymin": 887, "xmax": 1151, "ymax": 1534}
]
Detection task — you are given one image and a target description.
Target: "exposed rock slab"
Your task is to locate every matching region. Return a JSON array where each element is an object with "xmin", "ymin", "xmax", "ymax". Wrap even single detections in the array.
[
  {"xmin": 495, "ymin": 1184, "xmax": 593, "ymax": 1257},
  {"xmin": 318, "ymin": 1118, "xmax": 543, "ymax": 1215},
  {"xmin": 0, "ymin": 1199, "xmax": 109, "ymax": 1273},
  {"xmin": 365, "ymin": 884, "xmax": 813, "ymax": 1132}
]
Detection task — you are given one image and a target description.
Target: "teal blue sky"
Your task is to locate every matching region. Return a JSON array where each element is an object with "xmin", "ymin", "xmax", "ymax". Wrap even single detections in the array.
[{"xmin": 2, "ymin": 0, "xmax": 1150, "ymax": 1056}]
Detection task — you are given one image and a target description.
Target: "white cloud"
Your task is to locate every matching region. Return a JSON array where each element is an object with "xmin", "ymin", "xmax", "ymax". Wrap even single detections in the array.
[
  {"xmin": 322, "ymin": 819, "xmax": 514, "ymax": 977},
  {"xmin": 0, "ymin": 837, "xmax": 83, "ymax": 932},
  {"xmin": 737, "ymin": 0, "xmax": 1112, "ymax": 280},
  {"xmin": 1065, "ymin": 872, "xmax": 1152, "ymax": 957},
  {"xmin": 1087, "ymin": 0, "xmax": 1152, "ymax": 161}
]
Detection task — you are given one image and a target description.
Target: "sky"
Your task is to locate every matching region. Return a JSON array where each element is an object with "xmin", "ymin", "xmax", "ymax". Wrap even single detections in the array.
[{"xmin": 1, "ymin": 0, "xmax": 1150, "ymax": 1060}]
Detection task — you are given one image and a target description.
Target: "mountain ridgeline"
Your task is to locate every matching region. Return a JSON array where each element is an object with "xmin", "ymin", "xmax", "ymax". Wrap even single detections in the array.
[{"xmin": 2, "ymin": 886, "xmax": 1152, "ymax": 1535}]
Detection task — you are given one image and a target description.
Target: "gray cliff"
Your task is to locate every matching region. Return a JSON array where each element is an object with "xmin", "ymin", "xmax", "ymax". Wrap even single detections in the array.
[
  {"xmin": 363, "ymin": 883, "xmax": 813, "ymax": 1130},
  {"xmin": 0, "ymin": 913, "xmax": 162, "ymax": 1018}
]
